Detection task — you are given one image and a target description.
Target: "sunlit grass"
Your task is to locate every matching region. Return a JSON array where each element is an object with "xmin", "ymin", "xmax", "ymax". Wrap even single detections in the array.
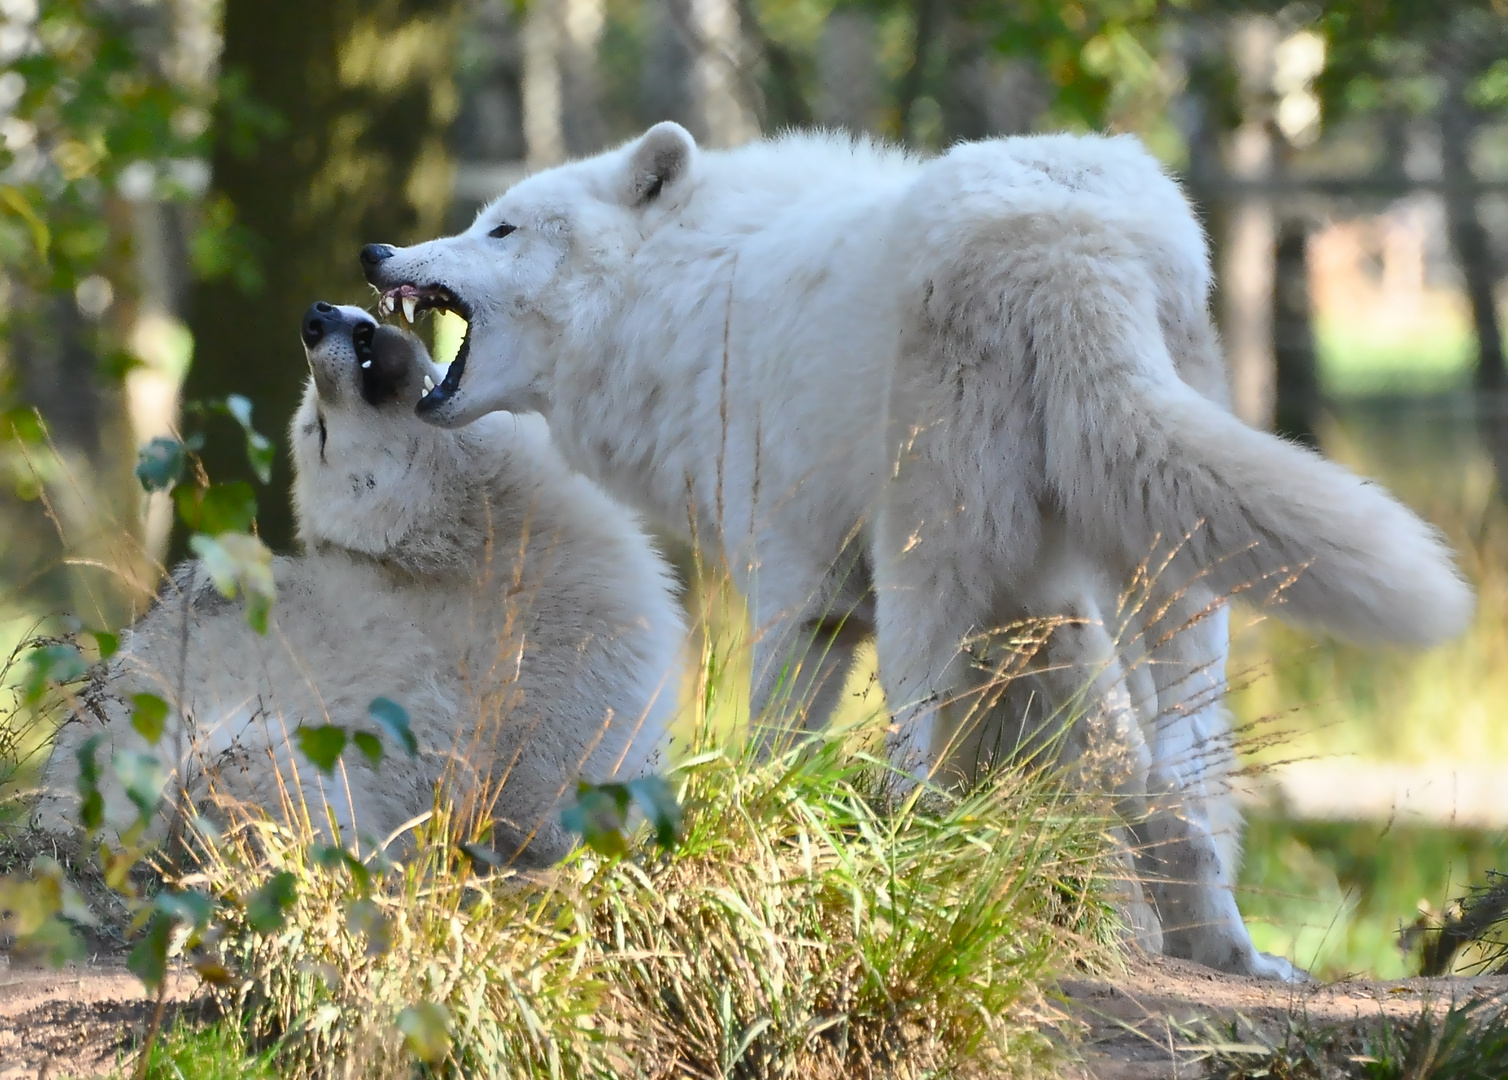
[
  {"xmin": 1317, "ymin": 311, "xmax": 1475, "ymax": 397},
  {"xmin": 1237, "ymin": 815, "xmax": 1508, "ymax": 980},
  {"xmin": 186, "ymin": 646, "xmax": 1120, "ymax": 1078}
]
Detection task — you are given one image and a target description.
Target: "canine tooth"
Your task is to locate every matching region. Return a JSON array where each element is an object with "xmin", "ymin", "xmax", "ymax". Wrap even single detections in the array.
[
  {"xmin": 402, "ymin": 295, "xmax": 418, "ymax": 323},
  {"xmin": 361, "ymin": 360, "xmax": 372, "ymax": 369},
  {"xmin": 423, "ymin": 375, "xmax": 435, "ymax": 392}
]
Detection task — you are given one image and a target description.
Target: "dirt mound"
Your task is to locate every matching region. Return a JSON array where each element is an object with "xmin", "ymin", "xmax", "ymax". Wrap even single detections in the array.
[{"xmin": 1062, "ymin": 954, "xmax": 1508, "ymax": 1079}]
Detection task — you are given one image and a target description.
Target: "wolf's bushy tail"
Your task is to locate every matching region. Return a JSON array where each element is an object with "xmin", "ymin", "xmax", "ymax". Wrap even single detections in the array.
[{"xmin": 1019, "ymin": 215, "xmax": 1473, "ymax": 646}]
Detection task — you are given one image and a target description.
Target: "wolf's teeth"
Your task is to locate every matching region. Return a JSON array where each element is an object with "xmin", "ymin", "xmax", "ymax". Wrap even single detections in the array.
[
  {"xmin": 378, "ymin": 294, "xmax": 394, "ymax": 317},
  {"xmin": 423, "ymin": 375, "xmax": 435, "ymax": 392},
  {"xmin": 401, "ymin": 295, "xmax": 418, "ymax": 323},
  {"xmin": 361, "ymin": 360, "xmax": 372, "ymax": 369}
]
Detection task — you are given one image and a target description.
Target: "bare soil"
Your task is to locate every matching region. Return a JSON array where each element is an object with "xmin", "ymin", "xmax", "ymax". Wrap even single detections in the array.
[
  {"xmin": 0, "ymin": 957, "xmax": 195, "ymax": 1080},
  {"xmin": 2, "ymin": 950, "xmax": 1505, "ymax": 1079},
  {"xmin": 1061, "ymin": 954, "xmax": 1508, "ymax": 1079}
]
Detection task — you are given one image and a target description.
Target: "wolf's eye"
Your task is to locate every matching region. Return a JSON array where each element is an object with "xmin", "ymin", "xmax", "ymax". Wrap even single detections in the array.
[{"xmin": 488, "ymin": 222, "xmax": 516, "ymax": 239}]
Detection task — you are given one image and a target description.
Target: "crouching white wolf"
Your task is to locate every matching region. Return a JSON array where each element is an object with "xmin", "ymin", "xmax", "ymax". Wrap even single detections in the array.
[
  {"xmin": 38, "ymin": 304, "xmax": 685, "ymax": 864},
  {"xmin": 360, "ymin": 125, "xmax": 1473, "ymax": 976}
]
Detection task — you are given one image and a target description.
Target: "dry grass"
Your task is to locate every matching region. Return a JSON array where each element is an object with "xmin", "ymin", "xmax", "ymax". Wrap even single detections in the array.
[{"xmin": 185, "ymin": 677, "xmax": 1121, "ymax": 1079}]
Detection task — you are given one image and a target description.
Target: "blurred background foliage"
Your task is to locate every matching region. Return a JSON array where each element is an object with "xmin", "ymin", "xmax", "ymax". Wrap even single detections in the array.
[{"xmin": 2, "ymin": 0, "xmax": 1507, "ymax": 978}]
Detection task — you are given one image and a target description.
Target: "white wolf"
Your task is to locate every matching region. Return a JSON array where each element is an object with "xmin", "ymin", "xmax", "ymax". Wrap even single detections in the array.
[
  {"xmin": 360, "ymin": 125, "xmax": 1472, "ymax": 975},
  {"xmin": 37, "ymin": 304, "xmax": 685, "ymax": 864}
]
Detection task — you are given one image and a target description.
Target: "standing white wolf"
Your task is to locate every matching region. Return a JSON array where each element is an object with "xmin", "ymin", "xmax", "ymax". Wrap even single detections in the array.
[
  {"xmin": 38, "ymin": 304, "xmax": 685, "ymax": 864},
  {"xmin": 360, "ymin": 125, "xmax": 1472, "ymax": 975}
]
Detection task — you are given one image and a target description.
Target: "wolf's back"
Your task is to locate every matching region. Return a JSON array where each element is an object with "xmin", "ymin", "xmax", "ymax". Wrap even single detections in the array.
[{"xmin": 910, "ymin": 137, "xmax": 1473, "ymax": 645}]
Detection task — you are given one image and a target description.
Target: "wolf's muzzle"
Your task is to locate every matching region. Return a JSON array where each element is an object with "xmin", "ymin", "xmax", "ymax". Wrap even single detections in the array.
[{"xmin": 302, "ymin": 301, "xmax": 342, "ymax": 347}]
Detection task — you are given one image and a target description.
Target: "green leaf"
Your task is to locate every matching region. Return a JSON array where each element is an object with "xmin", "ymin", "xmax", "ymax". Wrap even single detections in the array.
[
  {"xmin": 628, "ymin": 775, "xmax": 683, "ymax": 851},
  {"xmin": 396, "ymin": 1001, "xmax": 453, "ymax": 1065},
  {"xmin": 21, "ymin": 915, "xmax": 86, "ymax": 967},
  {"xmin": 246, "ymin": 433, "xmax": 274, "ymax": 485},
  {"xmin": 351, "ymin": 731, "xmax": 383, "ymax": 767},
  {"xmin": 88, "ymin": 630, "xmax": 120, "ymax": 661},
  {"xmin": 223, "ymin": 395, "xmax": 275, "ymax": 484},
  {"xmin": 80, "ymin": 789, "xmax": 104, "ymax": 833},
  {"xmin": 189, "ymin": 532, "xmax": 275, "ymax": 634},
  {"xmin": 560, "ymin": 783, "xmax": 633, "ymax": 858},
  {"xmin": 457, "ymin": 841, "xmax": 504, "ymax": 871},
  {"xmin": 128, "ymin": 912, "xmax": 172, "ymax": 992},
  {"xmin": 0, "ymin": 184, "xmax": 50, "ymax": 259},
  {"xmin": 155, "ymin": 888, "xmax": 213, "ymax": 932},
  {"xmin": 23, "ymin": 644, "xmax": 86, "ymax": 704},
  {"xmin": 111, "ymin": 750, "xmax": 165, "ymax": 825},
  {"xmin": 175, "ymin": 481, "xmax": 256, "ymax": 535},
  {"xmin": 76, "ymin": 735, "xmax": 105, "ymax": 832},
  {"xmin": 0, "ymin": 874, "xmax": 61, "ymax": 937},
  {"xmin": 32, "ymin": 858, "xmax": 99, "ymax": 929},
  {"xmin": 368, "ymin": 698, "xmax": 417, "ymax": 757},
  {"xmin": 295, "ymin": 725, "xmax": 346, "ymax": 775},
  {"xmin": 129, "ymin": 693, "xmax": 169, "ymax": 746},
  {"xmin": 76, "ymin": 733, "xmax": 104, "ymax": 788},
  {"xmin": 134, "ymin": 437, "xmax": 186, "ymax": 493},
  {"xmin": 2, "ymin": 406, "xmax": 46, "ymax": 446},
  {"xmin": 311, "ymin": 845, "xmax": 372, "ymax": 895},
  {"xmin": 245, "ymin": 870, "xmax": 298, "ymax": 934},
  {"xmin": 224, "ymin": 394, "xmax": 254, "ymax": 430}
]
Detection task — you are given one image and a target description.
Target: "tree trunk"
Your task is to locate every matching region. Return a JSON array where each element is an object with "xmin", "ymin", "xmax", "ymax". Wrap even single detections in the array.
[
  {"xmin": 1438, "ymin": 34, "xmax": 1508, "ymax": 499},
  {"xmin": 182, "ymin": 0, "xmax": 460, "ymax": 553},
  {"xmin": 1271, "ymin": 219, "xmax": 1320, "ymax": 446},
  {"xmin": 523, "ymin": 0, "xmax": 607, "ymax": 168},
  {"xmin": 896, "ymin": 0, "xmax": 942, "ymax": 145},
  {"xmin": 649, "ymin": 0, "xmax": 759, "ymax": 147},
  {"xmin": 1222, "ymin": 16, "xmax": 1278, "ymax": 430},
  {"xmin": 1439, "ymin": 51, "xmax": 1505, "ymax": 393},
  {"xmin": 815, "ymin": 11, "xmax": 880, "ymax": 135}
]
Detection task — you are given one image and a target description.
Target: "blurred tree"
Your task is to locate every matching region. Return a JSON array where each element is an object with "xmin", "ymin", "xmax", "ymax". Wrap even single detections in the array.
[
  {"xmin": 1308, "ymin": 1, "xmax": 1508, "ymax": 489},
  {"xmin": 1272, "ymin": 218, "xmax": 1319, "ymax": 446},
  {"xmin": 0, "ymin": 0, "xmax": 210, "ymax": 618},
  {"xmin": 643, "ymin": 0, "xmax": 759, "ymax": 146},
  {"xmin": 814, "ymin": 10, "xmax": 878, "ymax": 134},
  {"xmin": 182, "ymin": 0, "xmax": 462, "ymax": 553}
]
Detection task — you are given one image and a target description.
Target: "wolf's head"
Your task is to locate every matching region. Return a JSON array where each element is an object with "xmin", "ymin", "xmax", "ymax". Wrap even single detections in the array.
[
  {"xmin": 292, "ymin": 302, "xmax": 507, "ymax": 572},
  {"xmin": 358, "ymin": 122, "xmax": 698, "ymax": 428}
]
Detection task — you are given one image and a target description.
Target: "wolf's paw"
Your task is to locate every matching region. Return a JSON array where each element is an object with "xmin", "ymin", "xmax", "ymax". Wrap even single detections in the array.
[{"xmin": 1248, "ymin": 951, "xmax": 1311, "ymax": 983}]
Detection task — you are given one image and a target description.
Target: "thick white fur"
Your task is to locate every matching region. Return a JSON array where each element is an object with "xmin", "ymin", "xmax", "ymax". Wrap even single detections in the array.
[
  {"xmin": 367, "ymin": 127, "xmax": 1473, "ymax": 974},
  {"xmin": 37, "ymin": 307, "xmax": 685, "ymax": 864}
]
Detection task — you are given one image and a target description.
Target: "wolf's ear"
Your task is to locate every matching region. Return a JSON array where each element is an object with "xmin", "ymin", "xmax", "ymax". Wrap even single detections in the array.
[{"xmin": 623, "ymin": 122, "xmax": 695, "ymax": 207}]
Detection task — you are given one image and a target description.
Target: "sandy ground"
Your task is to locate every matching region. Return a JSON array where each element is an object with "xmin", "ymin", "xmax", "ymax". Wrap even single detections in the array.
[
  {"xmin": 1061, "ymin": 954, "xmax": 1508, "ymax": 1079},
  {"xmin": 2, "ymin": 950, "xmax": 1505, "ymax": 1079},
  {"xmin": 0, "ymin": 958, "xmax": 195, "ymax": 1080}
]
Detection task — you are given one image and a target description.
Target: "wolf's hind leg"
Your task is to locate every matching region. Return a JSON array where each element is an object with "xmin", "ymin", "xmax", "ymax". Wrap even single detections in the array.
[
  {"xmin": 1136, "ymin": 594, "xmax": 1303, "ymax": 980},
  {"xmin": 747, "ymin": 547, "xmax": 874, "ymax": 753}
]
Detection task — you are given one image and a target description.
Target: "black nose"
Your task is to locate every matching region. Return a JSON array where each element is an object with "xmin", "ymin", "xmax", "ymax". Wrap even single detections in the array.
[
  {"xmin": 302, "ymin": 301, "xmax": 338, "ymax": 347},
  {"xmin": 359, "ymin": 243, "xmax": 395, "ymax": 282}
]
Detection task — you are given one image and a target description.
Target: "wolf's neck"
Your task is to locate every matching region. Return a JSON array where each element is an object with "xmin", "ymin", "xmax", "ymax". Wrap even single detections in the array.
[{"xmin": 545, "ymin": 250, "xmax": 742, "ymax": 544}]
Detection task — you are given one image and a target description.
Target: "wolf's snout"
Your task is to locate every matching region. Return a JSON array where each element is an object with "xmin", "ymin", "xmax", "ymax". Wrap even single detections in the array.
[
  {"xmin": 360, "ymin": 243, "xmax": 396, "ymax": 282},
  {"xmin": 302, "ymin": 301, "xmax": 340, "ymax": 347}
]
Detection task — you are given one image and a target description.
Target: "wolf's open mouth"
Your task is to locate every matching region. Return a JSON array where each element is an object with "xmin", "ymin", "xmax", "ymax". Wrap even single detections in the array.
[{"xmin": 376, "ymin": 283, "xmax": 472, "ymax": 413}]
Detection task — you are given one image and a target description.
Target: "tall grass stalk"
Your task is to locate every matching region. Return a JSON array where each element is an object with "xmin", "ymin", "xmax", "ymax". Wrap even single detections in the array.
[{"xmin": 187, "ymin": 657, "xmax": 1119, "ymax": 1078}]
